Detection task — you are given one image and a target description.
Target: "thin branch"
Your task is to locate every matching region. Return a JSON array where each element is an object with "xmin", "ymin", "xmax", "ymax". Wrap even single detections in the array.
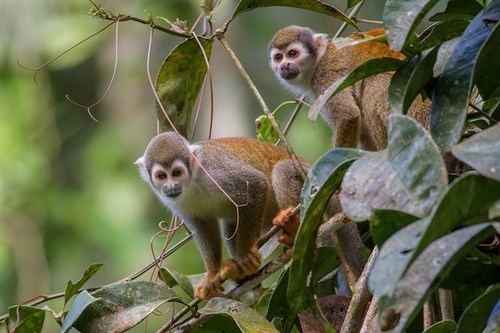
[
  {"xmin": 340, "ymin": 247, "xmax": 379, "ymax": 333},
  {"xmin": 359, "ymin": 296, "xmax": 379, "ymax": 333},
  {"xmin": 334, "ymin": 1, "xmax": 365, "ymax": 38},
  {"xmin": 126, "ymin": 234, "xmax": 193, "ymax": 281},
  {"xmin": 469, "ymin": 101, "xmax": 498, "ymax": 124},
  {"xmin": 438, "ymin": 289, "xmax": 454, "ymax": 321}
]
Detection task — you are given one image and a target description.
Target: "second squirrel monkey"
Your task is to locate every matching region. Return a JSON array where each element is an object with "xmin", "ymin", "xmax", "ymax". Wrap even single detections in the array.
[
  {"xmin": 268, "ymin": 25, "xmax": 430, "ymax": 150},
  {"xmin": 136, "ymin": 132, "xmax": 308, "ymax": 299}
]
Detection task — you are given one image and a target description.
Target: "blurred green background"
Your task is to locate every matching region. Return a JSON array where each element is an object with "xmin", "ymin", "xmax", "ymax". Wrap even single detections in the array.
[{"xmin": 0, "ymin": 0, "xmax": 391, "ymax": 331}]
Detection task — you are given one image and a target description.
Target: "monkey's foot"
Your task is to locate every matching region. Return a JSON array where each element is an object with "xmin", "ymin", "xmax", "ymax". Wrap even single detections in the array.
[
  {"xmin": 221, "ymin": 249, "xmax": 261, "ymax": 282},
  {"xmin": 195, "ymin": 274, "xmax": 225, "ymax": 300},
  {"xmin": 273, "ymin": 206, "xmax": 300, "ymax": 246}
]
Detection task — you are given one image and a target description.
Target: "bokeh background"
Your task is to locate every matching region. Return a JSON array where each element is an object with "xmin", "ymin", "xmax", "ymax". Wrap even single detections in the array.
[{"xmin": 1, "ymin": 0, "xmax": 394, "ymax": 331}]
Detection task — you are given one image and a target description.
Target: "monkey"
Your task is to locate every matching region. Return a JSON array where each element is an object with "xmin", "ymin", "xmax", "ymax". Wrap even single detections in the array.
[
  {"xmin": 268, "ymin": 25, "xmax": 430, "ymax": 150},
  {"xmin": 135, "ymin": 131, "xmax": 310, "ymax": 299}
]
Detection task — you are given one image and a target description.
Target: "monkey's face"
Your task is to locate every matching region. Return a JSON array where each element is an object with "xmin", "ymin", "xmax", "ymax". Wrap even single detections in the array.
[
  {"xmin": 150, "ymin": 160, "xmax": 190, "ymax": 200},
  {"xmin": 269, "ymin": 41, "xmax": 318, "ymax": 99}
]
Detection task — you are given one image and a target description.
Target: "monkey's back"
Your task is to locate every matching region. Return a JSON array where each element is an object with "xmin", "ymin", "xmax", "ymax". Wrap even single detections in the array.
[{"xmin": 202, "ymin": 137, "xmax": 299, "ymax": 177}]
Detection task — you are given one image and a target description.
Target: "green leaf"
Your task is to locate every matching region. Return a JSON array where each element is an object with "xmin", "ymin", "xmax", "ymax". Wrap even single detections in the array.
[
  {"xmin": 457, "ymin": 283, "xmax": 500, "ymax": 333},
  {"xmin": 155, "ymin": 37, "xmax": 213, "ymax": 138},
  {"xmin": 288, "ymin": 148, "xmax": 366, "ymax": 312},
  {"xmin": 432, "ymin": 37, "xmax": 460, "ymax": 77},
  {"xmin": 370, "ymin": 173, "xmax": 500, "ymax": 296},
  {"xmin": 383, "ymin": 0, "xmax": 440, "ymax": 51},
  {"xmin": 60, "ymin": 291, "xmax": 100, "ymax": 333},
  {"xmin": 378, "ymin": 223, "xmax": 497, "ymax": 332},
  {"xmin": 308, "ymin": 58, "xmax": 403, "ymax": 121},
  {"xmin": 451, "ymin": 123, "xmax": 500, "ymax": 181},
  {"xmin": 73, "ymin": 281, "xmax": 182, "ymax": 333},
  {"xmin": 474, "ymin": 22, "xmax": 500, "ymax": 99},
  {"xmin": 420, "ymin": 21, "xmax": 469, "ymax": 50},
  {"xmin": 64, "ymin": 263, "xmax": 103, "ymax": 306},
  {"xmin": 347, "ymin": 0, "xmax": 363, "ymax": 8},
  {"xmin": 389, "ymin": 46, "xmax": 439, "ymax": 115},
  {"xmin": 423, "ymin": 320, "xmax": 457, "ymax": 333},
  {"xmin": 231, "ymin": 0, "xmax": 357, "ymax": 28},
  {"xmin": 340, "ymin": 115, "xmax": 447, "ymax": 222},
  {"xmin": 7, "ymin": 306, "xmax": 45, "ymax": 333},
  {"xmin": 370, "ymin": 210, "xmax": 419, "ymax": 247},
  {"xmin": 266, "ymin": 268, "xmax": 297, "ymax": 322},
  {"xmin": 158, "ymin": 267, "xmax": 195, "ymax": 298},
  {"xmin": 429, "ymin": 0, "xmax": 483, "ymax": 22},
  {"xmin": 255, "ymin": 115, "xmax": 279, "ymax": 144},
  {"xmin": 431, "ymin": 1, "xmax": 500, "ymax": 149},
  {"xmin": 189, "ymin": 298, "xmax": 279, "ymax": 333}
]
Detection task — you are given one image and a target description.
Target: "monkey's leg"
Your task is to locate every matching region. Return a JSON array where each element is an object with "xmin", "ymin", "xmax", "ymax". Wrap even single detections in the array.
[
  {"xmin": 271, "ymin": 160, "xmax": 310, "ymax": 246},
  {"xmin": 220, "ymin": 177, "xmax": 268, "ymax": 282},
  {"xmin": 188, "ymin": 218, "xmax": 225, "ymax": 299}
]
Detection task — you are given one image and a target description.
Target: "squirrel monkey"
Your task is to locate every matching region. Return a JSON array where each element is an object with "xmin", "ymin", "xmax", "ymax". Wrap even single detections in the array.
[
  {"xmin": 136, "ymin": 132, "xmax": 308, "ymax": 299},
  {"xmin": 268, "ymin": 25, "xmax": 430, "ymax": 150}
]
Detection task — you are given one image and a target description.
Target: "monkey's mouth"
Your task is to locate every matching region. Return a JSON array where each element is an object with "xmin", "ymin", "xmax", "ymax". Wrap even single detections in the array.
[
  {"xmin": 165, "ymin": 191, "xmax": 181, "ymax": 199},
  {"xmin": 163, "ymin": 185, "xmax": 182, "ymax": 198},
  {"xmin": 280, "ymin": 67, "xmax": 299, "ymax": 80}
]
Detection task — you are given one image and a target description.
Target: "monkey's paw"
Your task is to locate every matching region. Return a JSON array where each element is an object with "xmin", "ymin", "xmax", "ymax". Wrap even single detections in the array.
[
  {"xmin": 221, "ymin": 250, "xmax": 261, "ymax": 282},
  {"xmin": 195, "ymin": 274, "xmax": 225, "ymax": 300},
  {"xmin": 273, "ymin": 206, "xmax": 300, "ymax": 246}
]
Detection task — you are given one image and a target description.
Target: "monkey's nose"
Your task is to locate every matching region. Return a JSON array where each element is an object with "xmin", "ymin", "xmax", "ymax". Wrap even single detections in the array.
[{"xmin": 280, "ymin": 66, "xmax": 299, "ymax": 80}]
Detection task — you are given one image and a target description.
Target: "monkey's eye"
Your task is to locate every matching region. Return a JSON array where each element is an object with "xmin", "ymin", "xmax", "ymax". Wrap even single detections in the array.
[
  {"xmin": 172, "ymin": 169, "xmax": 182, "ymax": 177},
  {"xmin": 273, "ymin": 53, "xmax": 283, "ymax": 62},
  {"xmin": 288, "ymin": 50, "xmax": 298, "ymax": 58},
  {"xmin": 156, "ymin": 171, "xmax": 167, "ymax": 180}
]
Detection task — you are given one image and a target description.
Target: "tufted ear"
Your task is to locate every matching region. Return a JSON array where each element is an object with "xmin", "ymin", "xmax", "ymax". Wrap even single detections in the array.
[{"xmin": 134, "ymin": 156, "xmax": 149, "ymax": 182}]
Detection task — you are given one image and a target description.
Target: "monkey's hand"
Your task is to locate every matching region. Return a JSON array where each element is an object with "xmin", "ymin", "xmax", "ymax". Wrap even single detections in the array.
[
  {"xmin": 195, "ymin": 273, "xmax": 225, "ymax": 300},
  {"xmin": 220, "ymin": 246, "xmax": 261, "ymax": 282},
  {"xmin": 273, "ymin": 206, "xmax": 300, "ymax": 246}
]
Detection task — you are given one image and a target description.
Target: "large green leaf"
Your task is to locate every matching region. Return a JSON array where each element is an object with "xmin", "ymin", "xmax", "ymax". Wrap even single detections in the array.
[
  {"xmin": 231, "ymin": 0, "xmax": 357, "ymax": 28},
  {"xmin": 308, "ymin": 58, "xmax": 403, "ymax": 121},
  {"xmin": 369, "ymin": 210, "xmax": 419, "ymax": 247},
  {"xmin": 155, "ymin": 38, "xmax": 213, "ymax": 138},
  {"xmin": 288, "ymin": 148, "xmax": 366, "ymax": 313},
  {"xmin": 377, "ymin": 223, "xmax": 498, "ymax": 333},
  {"xmin": 73, "ymin": 281, "xmax": 182, "ymax": 333},
  {"xmin": 474, "ymin": 22, "xmax": 500, "ymax": 100},
  {"xmin": 431, "ymin": 1, "xmax": 500, "ymax": 149},
  {"xmin": 451, "ymin": 123, "xmax": 500, "ymax": 181},
  {"xmin": 60, "ymin": 291, "xmax": 100, "ymax": 333},
  {"xmin": 340, "ymin": 115, "xmax": 447, "ymax": 222},
  {"xmin": 457, "ymin": 283, "xmax": 500, "ymax": 333},
  {"xmin": 64, "ymin": 263, "xmax": 103, "ymax": 306},
  {"xmin": 188, "ymin": 298, "xmax": 278, "ymax": 333},
  {"xmin": 389, "ymin": 46, "xmax": 439, "ymax": 115},
  {"xmin": 383, "ymin": 0, "xmax": 440, "ymax": 51},
  {"xmin": 370, "ymin": 173, "xmax": 500, "ymax": 296},
  {"xmin": 7, "ymin": 306, "xmax": 46, "ymax": 333}
]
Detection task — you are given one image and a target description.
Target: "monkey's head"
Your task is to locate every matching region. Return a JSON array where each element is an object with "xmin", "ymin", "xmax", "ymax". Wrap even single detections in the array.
[
  {"xmin": 268, "ymin": 25, "xmax": 328, "ymax": 98},
  {"xmin": 136, "ymin": 132, "xmax": 196, "ymax": 203}
]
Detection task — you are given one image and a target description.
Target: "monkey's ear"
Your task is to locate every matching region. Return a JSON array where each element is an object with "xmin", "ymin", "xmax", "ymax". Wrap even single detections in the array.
[
  {"xmin": 313, "ymin": 33, "xmax": 328, "ymax": 58},
  {"xmin": 188, "ymin": 144, "xmax": 201, "ymax": 169},
  {"xmin": 134, "ymin": 156, "xmax": 149, "ymax": 181}
]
